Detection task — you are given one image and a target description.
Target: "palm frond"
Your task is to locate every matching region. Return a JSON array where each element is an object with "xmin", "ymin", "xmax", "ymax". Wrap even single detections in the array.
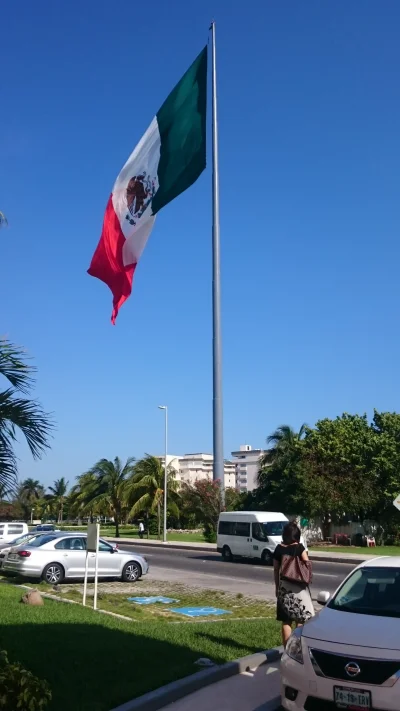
[
  {"xmin": 0, "ymin": 388, "xmax": 53, "ymax": 458},
  {"xmin": 0, "ymin": 339, "xmax": 34, "ymax": 394}
]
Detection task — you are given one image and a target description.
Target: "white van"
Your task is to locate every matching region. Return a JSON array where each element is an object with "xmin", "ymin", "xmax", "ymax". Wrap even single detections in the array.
[
  {"xmin": 217, "ymin": 511, "xmax": 305, "ymax": 565},
  {"xmin": 0, "ymin": 522, "xmax": 28, "ymax": 542}
]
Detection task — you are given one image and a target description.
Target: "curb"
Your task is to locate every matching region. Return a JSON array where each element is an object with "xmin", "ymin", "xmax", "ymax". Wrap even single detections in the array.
[{"xmin": 109, "ymin": 646, "xmax": 283, "ymax": 711}]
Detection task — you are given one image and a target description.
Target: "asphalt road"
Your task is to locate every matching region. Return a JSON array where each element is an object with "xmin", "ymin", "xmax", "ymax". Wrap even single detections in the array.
[{"xmin": 118, "ymin": 543, "xmax": 356, "ymax": 600}]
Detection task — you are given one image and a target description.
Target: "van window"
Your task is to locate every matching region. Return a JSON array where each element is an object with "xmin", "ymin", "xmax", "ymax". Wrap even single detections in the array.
[
  {"xmin": 8, "ymin": 525, "xmax": 24, "ymax": 534},
  {"xmin": 218, "ymin": 521, "xmax": 235, "ymax": 535},
  {"xmin": 252, "ymin": 523, "xmax": 268, "ymax": 541},
  {"xmin": 235, "ymin": 522, "xmax": 250, "ymax": 537},
  {"xmin": 263, "ymin": 521, "xmax": 286, "ymax": 537},
  {"xmin": 0, "ymin": 526, "xmax": 4, "ymax": 535}
]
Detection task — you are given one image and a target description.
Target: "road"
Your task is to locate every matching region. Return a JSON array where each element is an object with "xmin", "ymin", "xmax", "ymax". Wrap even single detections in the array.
[{"xmin": 118, "ymin": 542, "xmax": 356, "ymax": 600}]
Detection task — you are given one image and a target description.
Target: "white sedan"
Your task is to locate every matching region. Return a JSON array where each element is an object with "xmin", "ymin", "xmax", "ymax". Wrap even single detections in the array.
[
  {"xmin": 3, "ymin": 533, "xmax": 148, "ymax": 584},
  {"xmin": 281, "ymin": 556, "xmax": 400, "ymax": 710}
]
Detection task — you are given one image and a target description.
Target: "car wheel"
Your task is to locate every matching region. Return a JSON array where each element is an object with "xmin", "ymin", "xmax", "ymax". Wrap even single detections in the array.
[
  {"xmin": 42, "ymin": 563, "xmax": 65, "ymax": 584},
  {"xmin": 222, "ymin": 546, "xmax": 233, "ymax": 562},
  {"xmin": 261, "ymin": 550, "xmax": 273, "ymax": 566},
  {"xmin": 122, "ymin": 561, "xmax": 141, "ymax": 582}
]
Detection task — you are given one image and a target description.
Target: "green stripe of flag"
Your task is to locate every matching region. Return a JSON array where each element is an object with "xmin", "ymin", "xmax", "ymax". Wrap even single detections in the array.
[{"xmin": 152, "ymin": 46, "xmax": 207, "ymax": 215}]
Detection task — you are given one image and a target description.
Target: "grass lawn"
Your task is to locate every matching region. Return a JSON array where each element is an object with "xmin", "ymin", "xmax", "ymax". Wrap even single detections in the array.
[
  {"xmin": 309, "ymin": 545, "xmax": 400, "ymax": 557},
  {"xmin": 0, "ymin": 582, "xmax": 280, "ymax": 711},
  {"xmin": 61, "ymin": 583, "xmax": 275, "ymax": 622}
]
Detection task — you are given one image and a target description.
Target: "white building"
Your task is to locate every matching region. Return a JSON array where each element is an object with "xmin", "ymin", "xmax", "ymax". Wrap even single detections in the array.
[
  {"xmin": 159, "ymin": 453, "xmax": 236, "ymax": 489},
  {"xmin": 231, "ymin": 444, "xmax": 264, "ymax": 492}
]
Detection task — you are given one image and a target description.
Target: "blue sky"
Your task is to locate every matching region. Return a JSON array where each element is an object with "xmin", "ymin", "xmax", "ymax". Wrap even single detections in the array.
[{"xmin": 2, "ymin": 1, "xmax": 400, "ymax": 489}]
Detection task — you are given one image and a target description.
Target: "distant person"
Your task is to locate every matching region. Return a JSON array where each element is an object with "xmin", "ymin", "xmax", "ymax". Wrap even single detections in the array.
[
  {"xmin": 139, "ymin": 521, "xmax": 144, "ymax": 539},
  {"xmin": 273, "ymin": 521, "xmax": 315, "ymax": 647}
]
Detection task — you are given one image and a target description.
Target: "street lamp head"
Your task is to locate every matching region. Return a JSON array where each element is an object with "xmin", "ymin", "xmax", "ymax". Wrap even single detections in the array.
[{"xmin": 158, "ymin": 405, "xmax": 166, "ymax": 410}]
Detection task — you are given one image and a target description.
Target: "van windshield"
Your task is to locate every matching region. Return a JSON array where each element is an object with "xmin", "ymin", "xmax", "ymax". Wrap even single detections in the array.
[{"xmin": 262, "ymin": 521, "xmax": 286, "ymax": 537}]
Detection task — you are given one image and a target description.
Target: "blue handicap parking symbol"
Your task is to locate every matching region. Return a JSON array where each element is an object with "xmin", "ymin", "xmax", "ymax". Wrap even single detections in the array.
[
  {"xmin": 168, "ymin": 607, "xmax": 231, "ymax": 618},
  {"xmin": 127, "ymin": 596, "xmax": 179, "ymax": 605}
]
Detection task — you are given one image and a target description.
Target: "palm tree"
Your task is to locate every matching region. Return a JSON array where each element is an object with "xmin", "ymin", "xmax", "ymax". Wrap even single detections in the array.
[
  {"xmin": 20, "ymin": 478, "xmax": 43, "ymax": 500},
  {"xmin": 48, "ymin": 477, "xmax": 69, "ymax": 523},
  {"xmin": 0, "ymin": 339, "xmax": 53, "ymax": 492},
  {"xmin": 258, "ymin": 424, "xmax": 308, "ymax": 485},
  {"xmin": 17, "ymin": 478, "xmax": 46, "ymax": 520},
  {"xmin": 86, "ymin": 457, "xmax": 136, "ymax": 537},
  {"xmin": 127, "ymin": 455, "xmax": 180, "ymax": 539},
  {"xmin": 69, "ymin": 471, "xmax": 98, "ymax": 523}
]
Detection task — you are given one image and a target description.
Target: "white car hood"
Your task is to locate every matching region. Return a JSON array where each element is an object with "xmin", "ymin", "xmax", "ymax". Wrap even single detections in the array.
[{"xmin": 304, "ymin": 606, "xmax": 400, "ymax": 651}]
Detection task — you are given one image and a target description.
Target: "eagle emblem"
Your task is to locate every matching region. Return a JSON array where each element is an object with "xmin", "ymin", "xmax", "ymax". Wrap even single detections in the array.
[{"xmin": 125, "ymin": 172, "xmax": 156, "ymax": 226}]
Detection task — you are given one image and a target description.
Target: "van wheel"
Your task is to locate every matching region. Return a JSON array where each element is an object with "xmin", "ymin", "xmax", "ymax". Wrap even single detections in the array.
[
  {"xmin": 222, "ymin": 546, "xmax": 233, "ymax": 562},
  {"xmin": 261, "ymin": 550, "xmax": 272, "ymax": 566}
]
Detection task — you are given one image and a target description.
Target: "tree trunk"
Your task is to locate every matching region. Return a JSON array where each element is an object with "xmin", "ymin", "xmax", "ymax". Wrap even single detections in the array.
[
  {"xmin": 157, "ymin": 502, "xmax": 161, "ymax": 540},
  {"xmin": 115, "ymin": 516, "xmax": 120, "ymax": 538}
]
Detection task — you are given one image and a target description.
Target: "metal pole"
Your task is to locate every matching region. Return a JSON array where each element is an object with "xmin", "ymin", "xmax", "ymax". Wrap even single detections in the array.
[
  {"xmin": 210, "ymin": 21, "xmax": 224, "ymax": 505},
  {"xmin": 163, "ymin": 407, "xmax": 168, "ymax": 542},
  {"xmin": 93, "ymin": 524, "xmax": 100, "ymax": 610}
]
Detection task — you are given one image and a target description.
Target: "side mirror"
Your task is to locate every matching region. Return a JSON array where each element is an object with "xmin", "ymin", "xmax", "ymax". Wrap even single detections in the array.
[{"xmin": 317, "ymin": 591, "xmax": 330, "ymax": 605}]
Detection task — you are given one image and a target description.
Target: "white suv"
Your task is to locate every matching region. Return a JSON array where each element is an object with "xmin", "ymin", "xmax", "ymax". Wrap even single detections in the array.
[{"xmin": 281, "ymin": 557, "xmax": 400, "ymax": 710}]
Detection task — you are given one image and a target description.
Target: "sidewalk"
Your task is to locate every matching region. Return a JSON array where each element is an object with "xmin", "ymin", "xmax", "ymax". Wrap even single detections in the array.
[
  {"xmin": 106, "ymin": 536, "xmax": 379, "ymax": 564},
  {"xmin": 160, "ymin": 660, "xmax": 281, "ymax": 711}
]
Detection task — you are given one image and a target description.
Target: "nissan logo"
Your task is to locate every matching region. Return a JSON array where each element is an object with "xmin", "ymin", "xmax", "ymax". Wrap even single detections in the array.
[{"xmin": 345, "ymin": 662, "xmax": 361, "ymax": 678}]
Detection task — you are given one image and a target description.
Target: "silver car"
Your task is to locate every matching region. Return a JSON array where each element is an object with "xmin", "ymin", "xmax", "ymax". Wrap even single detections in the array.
[
  {"xmin": 0, "ymin": 531, "xmax": 58, "ymax": 567},
  {"xmin": 3, "ymin": 533, "xmax": 149, "ymax": 584}
]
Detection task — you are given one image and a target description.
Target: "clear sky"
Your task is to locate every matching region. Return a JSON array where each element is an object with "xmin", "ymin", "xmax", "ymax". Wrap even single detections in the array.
[{"xmin": 1, "ymin": 1, "xmax": 400, "ymax": 489}]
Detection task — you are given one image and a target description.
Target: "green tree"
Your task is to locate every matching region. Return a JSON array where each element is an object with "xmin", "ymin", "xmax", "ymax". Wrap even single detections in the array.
[
  {"xmin": 181, "ymin": 479, "xmax": 221, "ymax": 542},
  {"xmin": 0, "ymin": 339, "xmax": 53, "ymax": 492},
  {"xmin": 87, "ymin": 457, "xmax": 135, "ymax": 537},
  {"xmin": 127, "ymin": 455, "xmax": 179, "ymax": 539},
  {"xmin": 69, "ymin": 472, "xmax": 98, "ymax": 523},
  {"xmin": 259, "ymin": 424, "xmax": 307, "ymax": 472},
  {"xmin": 48, "ymin": 477, "xmax": 69, "ymax": 523},
  {"xmin": 371, "ymin": 411, "xmax": 400, "ymax": 528},
  {"xmin": 301, "ymin": 413, "xmax": 378, "ymax": 534}
]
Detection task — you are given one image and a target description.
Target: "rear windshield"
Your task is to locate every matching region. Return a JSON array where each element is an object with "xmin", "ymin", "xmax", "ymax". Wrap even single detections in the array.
[
  {"xmin": 28, "ymin": 535, "xmax": 57, "ymax": 547},
  {"xmin": 329, "ymin": 567, "xmax": 400, "ymax": 618}
]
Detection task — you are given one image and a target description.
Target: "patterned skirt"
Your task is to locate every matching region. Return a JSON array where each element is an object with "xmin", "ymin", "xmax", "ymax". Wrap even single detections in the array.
[{"xmin": 277, "ymin": 579, "xmax": 315, "ymax": 624}]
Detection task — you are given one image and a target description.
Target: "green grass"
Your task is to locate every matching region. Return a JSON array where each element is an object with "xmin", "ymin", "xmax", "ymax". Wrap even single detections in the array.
[
  {"xmin": 61, "ymin": 585, "xmax": 275, "ymax": 622},
  {"xmin": 310, "ymin": 545, "xmax": 400, "ymax": 556},
  {"xmin": 0, "ymin": 582, "xmax": 280, "ymax": 711}
]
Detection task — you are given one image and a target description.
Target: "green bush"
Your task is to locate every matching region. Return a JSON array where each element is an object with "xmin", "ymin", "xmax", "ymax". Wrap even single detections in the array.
[{"xmin": 0, "ymin": 650, "xmax": 51, "ymax": 710}]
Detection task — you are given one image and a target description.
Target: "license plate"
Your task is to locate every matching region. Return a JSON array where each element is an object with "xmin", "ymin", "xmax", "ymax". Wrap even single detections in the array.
[
  {"xmin": 7, "ymin": 554, "xmax": 17, "ymax": 560},
  {"xmin": 334, "ymin": 686, "xmax": 371, "ymax": 710}
]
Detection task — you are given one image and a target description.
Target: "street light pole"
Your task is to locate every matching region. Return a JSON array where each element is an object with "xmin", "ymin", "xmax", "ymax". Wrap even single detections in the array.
[{"xmin": 158, "ymin": 405, "xmax": 168, "ymax": 543}]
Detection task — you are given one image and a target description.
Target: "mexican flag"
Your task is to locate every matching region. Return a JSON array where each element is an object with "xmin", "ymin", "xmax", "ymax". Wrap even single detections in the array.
[{"xmin": 88, "ymin": 47, "xmax": 207, "ymax": 323}]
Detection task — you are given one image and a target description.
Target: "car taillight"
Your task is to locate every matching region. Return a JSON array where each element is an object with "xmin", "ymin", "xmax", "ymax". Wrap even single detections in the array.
[{"xmin": 17, "ymin": 550, "xmax": 31, "ymax": 558}]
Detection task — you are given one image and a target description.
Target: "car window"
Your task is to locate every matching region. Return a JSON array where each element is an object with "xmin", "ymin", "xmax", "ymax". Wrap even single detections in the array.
[
  {"xmin": 28, "ymin": 535, "xmax": 57, "ymax": 547},
  {"xmin": 235, "ymin": 522, "xmax": 250, "ymax": 537},
  {"xmin": 262, "ymin": 521, "xmax": 286, "ymax": 537},
  {"xmin": 55, "ymin": 537, "xmax": 86, "ymax": 551},
  {"xmin": 0, "ymin": 526, "xmax": 4, "ymax": 535},
  {"xmin": 252, "ymin": 522, "xmax": 268, "ymax": 541},
  {"xmin": 218, "ymin": 521, "xmax": 235, "ymax": 535},
  {"xmin": 98, "ymin": 539, "xmax": 112, "ymax": 552},
  {"xmin": 329, "ymin": 567, "xmax": 400, "ymax": 618}
]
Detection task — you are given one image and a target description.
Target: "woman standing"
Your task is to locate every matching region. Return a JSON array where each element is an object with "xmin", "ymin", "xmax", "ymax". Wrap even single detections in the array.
[{"xmin": 273, "ymin": 521, "xmax": 315, "ymax": 647}]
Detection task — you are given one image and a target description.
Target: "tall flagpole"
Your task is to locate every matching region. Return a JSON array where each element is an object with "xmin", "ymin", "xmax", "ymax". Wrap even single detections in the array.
[{"xmin": 210, "ymin": 21, "xmax": 224, "ymax": 505}]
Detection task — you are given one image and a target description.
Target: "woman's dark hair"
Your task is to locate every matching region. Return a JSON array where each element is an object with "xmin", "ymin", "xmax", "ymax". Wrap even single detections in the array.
[{"xmin": 282, "ymin": 521, "xmax": 301, "ymax": 545}]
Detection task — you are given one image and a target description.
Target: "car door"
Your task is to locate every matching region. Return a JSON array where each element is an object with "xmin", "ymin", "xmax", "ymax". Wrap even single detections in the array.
[
  {"xmin": 96, "ymin": 539, "xmax": 120, "ymax": 577},
  {"xmin": 55, "ymin": 537, "xmax": 87, "ymax": 577}
]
